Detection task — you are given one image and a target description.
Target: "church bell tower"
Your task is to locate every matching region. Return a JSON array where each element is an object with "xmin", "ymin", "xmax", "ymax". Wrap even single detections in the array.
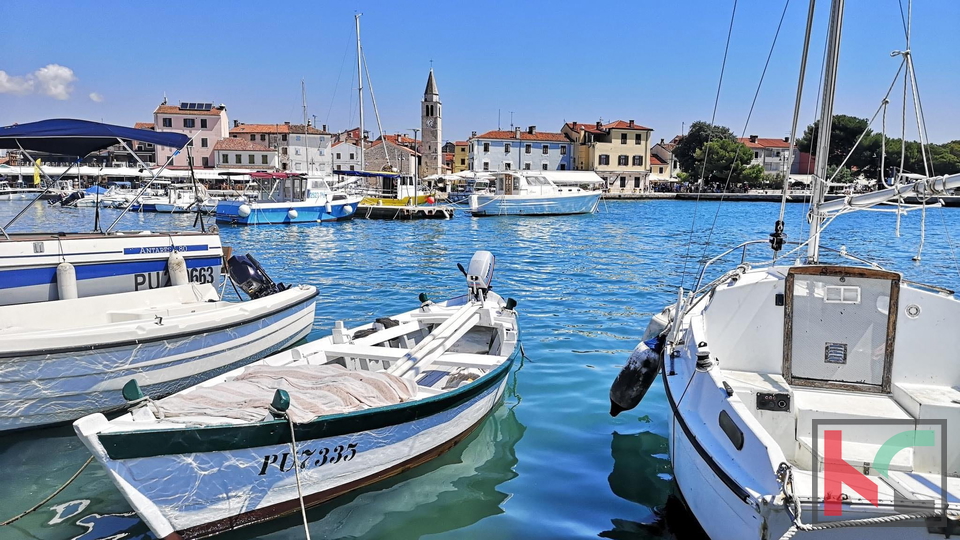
[{"xmin": 420, "ymin": 69, "xmax": 441, "ymax": 177}]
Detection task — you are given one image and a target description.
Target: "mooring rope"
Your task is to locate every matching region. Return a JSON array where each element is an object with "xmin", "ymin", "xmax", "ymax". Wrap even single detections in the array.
[
  {"xmin": 286, "ymin": 415, "xmax": 312, "ymax": 540},
  {"xmin": 0, "ymin": 455, "xmax": 94, "ymax": 526}
]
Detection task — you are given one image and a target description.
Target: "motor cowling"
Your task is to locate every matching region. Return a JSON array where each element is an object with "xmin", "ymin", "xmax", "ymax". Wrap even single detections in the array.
[
  {"xmin": 227, "ymin": 253, "xmax": 289, "ymax": 299},
  {"xmin": 465, "ymin": 250, "xmax": 495, "ymax": 296}
]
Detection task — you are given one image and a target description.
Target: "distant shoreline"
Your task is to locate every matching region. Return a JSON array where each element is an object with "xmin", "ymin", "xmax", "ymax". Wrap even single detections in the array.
[{"xmin": 602, "ymin": 192, "xmax": 960, "ymax": 206}]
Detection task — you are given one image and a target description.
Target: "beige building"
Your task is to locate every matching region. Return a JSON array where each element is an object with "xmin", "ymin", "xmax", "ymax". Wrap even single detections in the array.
[
  {"xmin": 153, "ymin": 102, "xmax": 229, "ymax": 169},
  {"xmin": 561, "ymin": 120, "xmax": 654, "ymax": 193},
  {"xmin": 452, "ymin": 141, "xmax": 469, "ymax": 173},
  {"xmin": 650, "ymin": 136, "xmax": 681, "ymax": 179}
]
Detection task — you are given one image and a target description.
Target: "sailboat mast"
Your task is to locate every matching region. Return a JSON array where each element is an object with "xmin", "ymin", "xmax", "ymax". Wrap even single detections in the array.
[
  {"xmin": 302, "ymin": 79, "xmax": 309, "ymax": 175},
  {"xmin": 808, "ymin": 0, "xmax": 845, "ymax": 262},
  {"xmin": 355, "ymin": 13, "xmax": 365, "ymax": 173}
]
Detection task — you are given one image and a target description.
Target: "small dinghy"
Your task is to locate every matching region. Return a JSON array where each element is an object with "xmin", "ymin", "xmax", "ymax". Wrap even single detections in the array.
[
  {"xmin": 0, "ymin": 254, "xmax": 318, "ymax": 431},
  {"xmin": 74, "ymin": 251, "xmax": 519, "ymax": 540}
]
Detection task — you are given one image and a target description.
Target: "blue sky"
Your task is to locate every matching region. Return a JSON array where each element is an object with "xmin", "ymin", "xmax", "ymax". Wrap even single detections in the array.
[{"xmin": 2, "ymin": 0, "xmax": 958, "ymax": 143}]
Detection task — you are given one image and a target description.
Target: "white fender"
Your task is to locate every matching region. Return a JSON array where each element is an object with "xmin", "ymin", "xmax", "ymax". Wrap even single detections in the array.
[{"xmin": 56, "ymin": 262, "xmax": 78, "ymax": 300}]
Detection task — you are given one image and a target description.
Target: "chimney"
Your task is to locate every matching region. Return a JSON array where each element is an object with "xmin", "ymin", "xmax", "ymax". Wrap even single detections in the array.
[
  {"xmin": 660, "ymin": 138, "xmax": 665, "ymax": 145},
  {"xmin": 749, "ymin": 135, "xmax": 758, "ymax": 143},
  {"xmin": 284, "ymin": 121, "xmax": 291, "ymax": 126},
  {"xmin": 471, "ymin": 130, "xmax": 477, "ymax": 137},
  {"xmin": 783, "ymin": 136, "xmax": 789, "ymax": 142},
  {"xmin": 233, "ymin": 120, "xmax": 239, "ymax": 128},
  {"xmin": 515, "ymin": 127, "xmax": 521, "ymax": 139},
  {"xmin": 322, "ymin": 124, "xmax": 327, "ymax": 132},
  {"xmin": 527, "ymin": 125, "xmax": 536, "ymax": 135},
  {"xmin": 596, "ymin": 121, "xmax": 603, "ymax": 129},
  {"xmin": 629, "ymin": 120, "xmax": 635, "ymax": 128}
]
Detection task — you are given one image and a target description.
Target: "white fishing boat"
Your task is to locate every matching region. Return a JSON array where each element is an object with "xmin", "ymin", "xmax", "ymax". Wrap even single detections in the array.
[
  {"xmin": 1, "ymin": 252, "xmax": 318, "ymax": 432},
  {"xmin": 75, "ymin": 251, "xmax": 519, "ymax": 539},
  {"xmin": 469, "ymin": 171, "xmax": 601, "ymax": 216},
  {"xmin": 216, "ymin": 173, "xmax": 361, "ymax": 225},
  {"xmin": 0, "ymin": 120, "xmax": 225, "ymax": 306},
  {"xmin": 0, "ymin": 179, "xmax": 42, "ymax": 200},
  {"xmin": 610, "ymin": 1, "xmax": 960, "ymax": 538}
]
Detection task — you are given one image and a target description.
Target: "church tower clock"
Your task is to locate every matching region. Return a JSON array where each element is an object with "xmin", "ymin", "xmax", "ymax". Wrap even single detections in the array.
[{"xmin": 420, "ymin": 69, "xmax": 442, "ymax": 177}]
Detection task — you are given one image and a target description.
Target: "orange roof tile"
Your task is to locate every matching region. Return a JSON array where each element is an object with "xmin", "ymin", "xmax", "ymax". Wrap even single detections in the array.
[
  {"xmin": 601, "ymin": 120, "xmax": 653, "ymax": 131},
  {"xmin": 473, "ymin": 130, "xmax": 569, "ymax": 142},
  {"xmin": 134, "ymin": 122, "xmax": 155, "ymax": 130},
  {"xmin": 230, "ymin": 123, "xmax": 327, "ymax": 135},
  {"xmin": 738, "ymin": 137, "xmax": 791, "ymax": 149},
  {"xmin": 650, "ymin": 154, "xmax": 667, "ymax": 165},
  {"xmin": 213, "ymin": 139, "xmax": 273, "ymax": 151},
  {"xmin": 380, "ymin": 133, "xmax": 417, "ymax": 146},
  {"xmin": 454, "ymin": 141, "xmax": 469, "ymax": 146},
  {"xmin": 154, "ymin": 105, "xmax": 224, "ymax": 116}
]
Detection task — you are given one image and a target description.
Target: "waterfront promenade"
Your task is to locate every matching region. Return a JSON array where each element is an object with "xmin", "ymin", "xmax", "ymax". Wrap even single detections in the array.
[{"xmin": 602, "ymin": 191, "xmax": 960, "ymax": 206}]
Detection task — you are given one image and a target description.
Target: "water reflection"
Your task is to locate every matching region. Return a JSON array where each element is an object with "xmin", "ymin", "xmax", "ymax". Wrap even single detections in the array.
[{"xmin": 602, "ymin": 430, "xmax": 708, "ymax": 540}]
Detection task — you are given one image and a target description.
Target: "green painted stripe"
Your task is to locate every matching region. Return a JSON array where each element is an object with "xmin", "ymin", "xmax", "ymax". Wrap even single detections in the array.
[{"xmin": 101, "ymin": 350, "xmax": 516, "ymax": 460}]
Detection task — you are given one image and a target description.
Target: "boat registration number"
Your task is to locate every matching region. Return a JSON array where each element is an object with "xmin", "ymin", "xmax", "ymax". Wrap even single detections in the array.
[{"xmin": 258, "ymin": 442, "xmax": 359, "ymax": 475}]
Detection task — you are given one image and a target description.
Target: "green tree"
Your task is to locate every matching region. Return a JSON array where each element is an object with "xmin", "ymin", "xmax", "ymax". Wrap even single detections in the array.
[
  {"xmin": 797, "ymin": 114, "xmax": 872, "ymax": 168},
  {"xmin": 674, "ymin": 121, "xmax": 736, "ymax": 174},
  {"xmin": 693, "ymin": 138, "xmax": 755, "ymax": 185}
]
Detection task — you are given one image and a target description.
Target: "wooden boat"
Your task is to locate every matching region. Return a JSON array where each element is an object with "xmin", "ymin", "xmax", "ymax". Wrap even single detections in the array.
[
  {"xmin": 1, "ymin": 254, "xmax": 318, "ymax": 432},
  {"xmin": 74, "ymin": 251, "xmax": 519, "ymax": 539}
]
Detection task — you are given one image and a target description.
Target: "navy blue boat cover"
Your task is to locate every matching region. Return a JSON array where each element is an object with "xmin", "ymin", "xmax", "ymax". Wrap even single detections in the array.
[
  {"xmin": 335, "ymin": 169, "xmax": 402, "ymax": 178},
  {"xmin": 0, "ymin": 119, "xmax": 189, "ymax": 157}
]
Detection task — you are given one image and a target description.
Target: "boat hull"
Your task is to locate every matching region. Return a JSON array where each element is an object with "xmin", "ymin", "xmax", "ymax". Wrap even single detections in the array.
[
  {"xmin": 76, "ymin": 357, "xmax": 512, "ymax": 539},
  {"xmin": 0, "ymin": 232, "xmax": 224, "ymax": 306},
  {"xmin": 469, "ymin": 191, "xmax": 601, "ymax": 216},
  {"xmin": 215, "ymin": 198, "xmax": 361, "ymax": 225},
  {"xmin": 0, "ymin": 287, "xmax": 318, "ymax": 431}
]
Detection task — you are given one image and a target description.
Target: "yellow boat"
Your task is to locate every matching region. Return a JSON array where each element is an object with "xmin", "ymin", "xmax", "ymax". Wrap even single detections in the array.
[{"xmin": 360, "ymin": 194, "xmax": 433, "ymax": 206}]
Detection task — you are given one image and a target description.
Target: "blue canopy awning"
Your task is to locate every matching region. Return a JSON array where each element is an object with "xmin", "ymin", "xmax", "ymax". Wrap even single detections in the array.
[
  {"xmin": 335, "ymin": 170, "xmax": 402, "ymax": 178},
  {"xmin": 85, "ymin": 185, "xmax": 109, "ymax": 195},
  {"xmin": 0, "ymin": 119, "xmax": 190, "ymax": 157}
]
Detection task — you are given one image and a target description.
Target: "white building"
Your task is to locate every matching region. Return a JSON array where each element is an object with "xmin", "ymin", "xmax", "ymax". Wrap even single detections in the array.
[
  {"xmin": 229, "ymin": 122, "xmax": 332, "ymax": 174},
  {"xmin": 332, "ymin": 141, "xmax": 363, "ymax": 172},
  {"xmin": 738, "ymin": 135, "xmax": 796, "ymax": 176},
  {"xmin": 468, "ymin": 126, "xmax": 573, "ymax": 172},
  {"xmin": 213, "ymin": 138, "xmax": 278, "ymax": 170}
]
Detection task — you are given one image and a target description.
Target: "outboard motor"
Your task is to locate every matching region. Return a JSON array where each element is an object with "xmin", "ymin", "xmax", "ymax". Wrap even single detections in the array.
[
  {"xmin": 226, "ymin": 253, "xmax": 289, "ymax": 299},
  {"xmin": 461, "ymin": 250, "xmax": 495, "ymax": 300},
  {"xmin": 59, "ymin": 190, "xmax": 85, "ymax": 207}
]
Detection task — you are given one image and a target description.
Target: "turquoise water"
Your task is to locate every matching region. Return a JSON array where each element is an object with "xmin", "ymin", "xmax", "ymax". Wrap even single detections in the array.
[{"xmin": 1, "ymin": 199, "xmax": 958, "ymax": 540}]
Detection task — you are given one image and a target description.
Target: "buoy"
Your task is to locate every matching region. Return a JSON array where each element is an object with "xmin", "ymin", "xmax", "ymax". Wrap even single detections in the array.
[
  {"xmin": 343, "ymin": 205, "xmax": 354, "ymax": 214},
  {"xmin": 167, "ymin": 251, "xmax": 189, "ymax": 286},
  {"xmin": 324, "ymin": 202, "xmax": 333, "ymax": 214},
  {"xmin": 56, "ymin": 262, "xmax": 78, "ymax": 300},
  {"xmin": 426, "ymin": 196, "xmax": 436, "ymax": 204},
  {"xmin": 287, "ymin": 209, "xmax": 299, "ymax": 220},
  {"xmin": 237, "ymin": 204, "xmax": 252, "ymax": 218}
]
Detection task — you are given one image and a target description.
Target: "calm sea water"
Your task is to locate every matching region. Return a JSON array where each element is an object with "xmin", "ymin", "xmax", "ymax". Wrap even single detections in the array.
[{"xmin": 1, "ymin": 198, "xmax": 958, "ymax": 540}]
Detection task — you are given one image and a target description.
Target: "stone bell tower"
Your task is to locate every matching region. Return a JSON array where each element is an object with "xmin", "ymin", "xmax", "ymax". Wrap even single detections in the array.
[{"xmin": 420, "ymin": 69, "xmax": 441, "ymax": 177}]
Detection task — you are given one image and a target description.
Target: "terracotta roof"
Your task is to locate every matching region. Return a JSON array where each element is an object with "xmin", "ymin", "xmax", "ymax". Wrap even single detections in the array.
[
  {"xmin": 134, "ymin": 122, "xmax": 155, "ymax": 130},
  {"xmin": 565, "ymin": 122, "xmax": 604, "ymax": 135},
  {"xmin": 601, "ymin": 120, "xmax": 653, "ymax": 131},
  {"xmin": 154, "ymin": 104, "xmax": 224, "ymax": 116},
  {"xmin": 739, "ymin": 137, "xmax": 792, "ymax": 149},
  {"xmin": 213, "ymin": 139, "xmax": 273, "ymax": 152},
  {"xmin": 566, "ymin": 120, "xmax": 652, "ymax": 133},
  {"xmin": 454, "ymin": 141, "xmax": 469, "ymax": 146},
  {"xmin": 443, "ymin": 152, "xmax": 454, "ymax": 160},
  {"xmin": 650, "ymin": 154, "xmax": 667, "ymax": 165},
  {"xmin": 230, "ymin": 123, "xmax": 327, "ymax": 135},
  {"xmin": 473, "ymin": 130, "xmax": 569, "ymax": 142},
  {"xmin": 380, "ymin": 133, "xmax": 417, "ymax": 146}
]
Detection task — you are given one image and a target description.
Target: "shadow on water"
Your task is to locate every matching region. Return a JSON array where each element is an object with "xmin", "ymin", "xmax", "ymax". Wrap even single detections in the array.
[{"xmin": 601, "ymin": 430, "xmax": 708, "ymax": 540}]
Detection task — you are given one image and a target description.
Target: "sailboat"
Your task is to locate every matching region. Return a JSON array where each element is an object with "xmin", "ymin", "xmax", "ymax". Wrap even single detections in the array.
[{"xmin": 610, "ymin": 1, "xmax": 960, "ymax": 538}]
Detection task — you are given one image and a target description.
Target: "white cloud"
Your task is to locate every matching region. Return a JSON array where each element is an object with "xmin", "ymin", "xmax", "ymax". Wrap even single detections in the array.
[
  {"xmin": 89, "ymin": 92, "xmax": 104, "ymax": 102},
  {"xmin": 0, "ymin": 64, "xmax": 77, "ymax": 99},
  {"xmin": 0, "ymin": 71, "xmax": 35, "ymax": 95}
]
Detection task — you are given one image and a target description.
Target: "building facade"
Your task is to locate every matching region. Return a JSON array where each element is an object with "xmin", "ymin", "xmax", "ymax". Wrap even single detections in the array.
[
  {"xmin": 331, "ymin": 141, "xmax": 363, "ymax": 172},
  {"xmin": 229, "ymin": 122, "xmax": 332, "ymax": 175},
  {"xmin": 562, "ymin": 120, "xmax": 654, "ymax": 193},
  {"xmin": 213, "ymin": 138, "xmax": 278, "ymax": 170},
  {"xmin": 366, "ymin": 139, "xmax": 418, "ymax": 175},
  {"xmin": 650, "ymin": 137, "xmax": 680, "ymax": 178},
  {"xmin": 420, "ymin": 69, "xmax": 442, "ymax": 177},
  {"xmin": 453, "ymin": 141, "xmax": 469, "ymax": 173},
  {"xmin": 153, "ymin": 102, "xmax": 229, "ymax": 168},
  {"xmin": 468, "ymin": 127, "xmax": 572, "ymax": 172},
  {"xmin": 739, "ymin": 135, "xmax": 796, "ymax": 176}
]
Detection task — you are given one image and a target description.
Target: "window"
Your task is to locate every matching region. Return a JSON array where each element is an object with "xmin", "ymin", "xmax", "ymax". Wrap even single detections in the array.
[
  {"xmin": 634, "ymin": 177, "xmax": 641, "ymax": 188},
  {"xmin": 620, "ymin": 177, "xmax": 627, "ymax": 188},
  {"xmin": 349, "ymin": 165, "xmax": 355, "ymax": 171},
  {"xmin": 635, "ymin": 133, "xmax": 642, "ymax": 144},
  {"xmin": 776, "ymin": 151, "xmax": 781, "ymax": 157},
  {"xmin": 482, "ymin": 161, "xmax": 489, "ymax": 171},
  {"xmin": 618, "ymin": 155, "xmax": 628, "ymax": 166},
  {"xmin": 754, "ymin": 151, "xmax": 760, "ymax": 159},
  {"xmin": 559, "ymin": 163, "xmax": 566, "ymax": 170},
  {"xmin": 248, "ymin": 155, "xmax": 255, "ymax": 164},
  {"xmin": 504, "ymin": 143, "xmax": 511, "ymax": 154},
  {"xmin": 542, "ymin": 144, "xmax": 549, "ymax": 155},
  {"xmin": 184, "ymin": 119, "xmax": 195, "ymax": 128},
  {"xmin": 202, "ymin": 157, "xmax": 209, "ymax": 167},
  {"xmin": 658, "ymin": 166, "xmax": 665, "ymax": 174},
  {"xmin": 525, "ymin": 144, "xmax": 531, "ymax": 154},
  {"xmin": 235, "ymin": 154, "xmax": 241, "ymax": 163},
  {"xmin": 483, "ymin": 142, "xmax": 490, "ymax": 152},
  {"xmin": 336, "ymin": 153, "xmax": 341, "ymax": 159},
  {"xmin": 200, "ymin": 119, "xmax": 207, "ymax": 129},
  {"xmin": 260, "ymin": 134, "xmax": 266, "ymax": 141},
  {"xmin": 281, "ymin": 147, "xmax": 288, "ymax": 155},
  {"xmin": 504, "ymin": 162, "xmax": 512, "ymax": 170},
  {"xmin": 222, "ymin": 154, "xmax": 229, "ymax": 164},
  {"xmin": 524, "ymin": 162, "xmax": 531, "ymax": 170},
  {"xmin": 349, "ymin": 153, "xmax": 355, "ymax": 160},
  {"xmin": 282, "ymin": 135, "xmax": 287, "ymax": 142},
  {"xmin": 560, "ymin": 145, "xmax": 567, "ymax": 155},
  {"xmin": 621, "ymin": 133, "xmax": 627, "ymax": 144},
  {"xmin": 335, "ymin": 164, "xmax": 341, "ymax": 171},
  {"xmin": 460, "ymin": 158, "xmax": 465, "ymax": 165},
  {"xmin": 295, "ymin": 148, "xmax": 301, "ymax": 156},
  {"xmin": 542, "ymin": 163, "xmax": 548, "ymax": 170},
  {"xmin": 599, "ymin": 154, "xmax": 610, "ymax": 165},
  {"xmin": 187, "ymin": 139, "xmax": 194, "ymax": 147},
  {"xmin": 162, "ymin": 118, "xmax": 172, "ymax": 128},
  {"xmin": 262, "ymin": 155, "xmax": 268, "ymax": 165},
  {"xmin": 201, "ymin": 138, "xmax": 208, "ymax": 148},
  {"xmin": 632, "ymin": 155, "xmax": 643, "ymax": 166}
]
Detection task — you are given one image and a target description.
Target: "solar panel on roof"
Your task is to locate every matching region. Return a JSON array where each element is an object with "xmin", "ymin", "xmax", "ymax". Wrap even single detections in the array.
[{"xmin": 201, "ymin": 103, "xmax": 213, "ymax": 111}]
